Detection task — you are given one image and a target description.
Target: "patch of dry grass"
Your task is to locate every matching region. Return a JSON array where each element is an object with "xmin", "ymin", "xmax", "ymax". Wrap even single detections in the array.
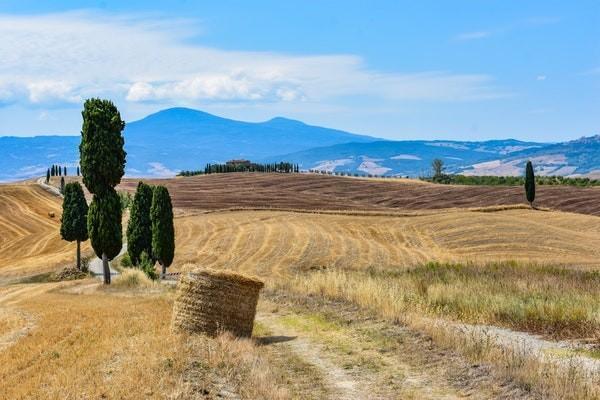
[
  {"xmin": 279, "ymin": 262, "xmax": 600, "ymax": 339},
  {"xmin": 0, "ymin": 282, "xmax": 288, "ymax": 399},
  {"xmin": 111, "ymin": 268, "xmax": 155, "ymax": 288}
]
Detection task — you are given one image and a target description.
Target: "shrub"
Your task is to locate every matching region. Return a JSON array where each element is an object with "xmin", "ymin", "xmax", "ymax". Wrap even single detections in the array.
[
  {"xmin": 120, "ymin": 253, "xmax": 132, "ymax": 268},
  {"xmin": 139, "ymin": 251, "xmax": 158, "ymax": 280}
]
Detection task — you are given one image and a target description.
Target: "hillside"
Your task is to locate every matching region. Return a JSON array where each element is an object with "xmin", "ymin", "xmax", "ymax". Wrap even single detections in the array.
[
  {"xmin": 1, "ymin": 177, "xmax": 598, "ymax": 398},
  {"xmin": 462, "ymin": 135, "xmax": 600, "ymax": 177},
  {"xmin": 268, "ymin": 139, "xmax": 544, "ymax": 176},
  {"xmin": 0, "ymin": 184, "xmax": 87, "ymax": 279},
  {"xmin": 119, "ymin": 173, "xmax": 600, "ymax": 216}
]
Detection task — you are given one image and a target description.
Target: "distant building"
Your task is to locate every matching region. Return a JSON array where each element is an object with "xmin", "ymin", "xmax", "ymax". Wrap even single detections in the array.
[{"xmin": 226, "ymin": 159, "xmax": 252, "ymax": 168}]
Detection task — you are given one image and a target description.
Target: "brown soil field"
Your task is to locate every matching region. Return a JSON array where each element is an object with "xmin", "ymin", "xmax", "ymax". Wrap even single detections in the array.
[
  {"xmin": 171, "ymin": 208, "xmax": 600, "ymax": 276},
  {"xmin": 118, "ymin": 173, "xmax": 600, "ymax": 216},
  {"xmin": 0, "ymin": 184, "xmax": 86, "ymax": 279}
]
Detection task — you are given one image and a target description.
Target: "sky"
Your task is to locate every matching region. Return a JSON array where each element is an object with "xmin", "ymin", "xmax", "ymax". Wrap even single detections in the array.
[{"xmin": 0, "ymin": 1, "xmax": 598, "ymax": 141}]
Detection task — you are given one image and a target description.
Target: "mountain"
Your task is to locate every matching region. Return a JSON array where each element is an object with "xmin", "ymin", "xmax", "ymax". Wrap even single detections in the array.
[
  {"xmin": 0, "ymin": 106, "xmax": 598, "ymax": 182},
  {"xmin": 122, "ymin": 108, "xmax": 376, "ymax": 176},
  {"xmin": 0, "ymin": 108, "xmax": 377, "ymax": 181},
  {"xmin": 267, "ymin": 139, "xmax": 546, "ymax": 176},
  {"xmin": 459, "ymin": 135, "xmax": 600, "ymax": 177},
  {"xmin": 0, "ymin": 136, "xmax": 80, "ymax": 182}
]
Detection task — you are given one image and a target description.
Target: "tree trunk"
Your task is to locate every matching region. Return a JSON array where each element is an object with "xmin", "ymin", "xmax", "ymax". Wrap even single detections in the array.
[
  {"xmin": 161, "ymin": 263, "xmax": 166, "ymax": 279},
  {"xmin": 76, "ymin": 240, "xmax": 81, "ymax": 271},
  {"xmin": 102, "ymin": 253, "xmax": 111, "ymax": 285}
]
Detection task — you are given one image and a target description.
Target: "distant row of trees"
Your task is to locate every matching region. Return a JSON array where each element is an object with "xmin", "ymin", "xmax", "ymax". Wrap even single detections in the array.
[
  {"xmin": 429, "ymin": 158, "xmax": 538, "ymax": 207},
  {"xmin": 178, "ymin": 161, "xmax": 299, "ymax": 176},
  {"xmin": 427, "ymin": 158, "xmax": 600, "ymax": 187},
  {"xmin": 46, "ymin": 165, "xmax": 80, "ymax": 182},
  {"xmin": 307, "ymin": 169, "xmax": 403, "ymax": 179}
]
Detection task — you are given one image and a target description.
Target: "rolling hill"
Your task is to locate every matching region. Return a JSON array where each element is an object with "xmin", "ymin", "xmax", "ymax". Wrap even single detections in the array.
[
  {"xmin": 268, "ymin": 139, "xmax": 545, "ymax": 176},
  {"xmin": 0, "ymin": 106, "xmax": 598, "ymax": 181}
]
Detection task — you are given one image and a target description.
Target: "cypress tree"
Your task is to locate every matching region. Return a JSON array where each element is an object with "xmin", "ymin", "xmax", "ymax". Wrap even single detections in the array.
[
  {"xmin": 151, "ymin": 186, "xmax": 175, "ymax": 278},
  {"xmin": 60, "ymin": 182, "xmax": 89, "ymax": 270},
  {"xmin": 525, "ymin": 161, "xmax": 536, "ymax": 208},
  {"xmin": 51, "ymin": 165, "xmax": 55, "ymax": 176},
  {"xmin": 80, "ymin": 98, "xmax": 126, "ymax": 284},
  {"xmin": 64, "ymin": 166, "xmax": 67, "ymax": 176},
  {"xmin": 88, "ymin": 188, "xmax": 123, "ymax": 275},
  {"xmin": 46, "ymin": 169, "xmax": 50, "ymax": 183},
  {"xmin": 76, "ymin": 166, "xmax": 80, "ymax": 176},
  {"xmin": 60, "ymin": 177, "xmax": 65, "ymax": 194},
  {"xmin": 127, "ymin": 182, "xmax": 154, "ymax": 266}
]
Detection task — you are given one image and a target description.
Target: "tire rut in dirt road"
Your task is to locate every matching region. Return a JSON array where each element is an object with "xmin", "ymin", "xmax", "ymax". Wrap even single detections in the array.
[
  {"xmin": 258, "ymin": 294, "xmax": 534, "ymax": 400},
  {"xmin": 256, "ymin": 311, "xmax": 368, "ymax": 400}
]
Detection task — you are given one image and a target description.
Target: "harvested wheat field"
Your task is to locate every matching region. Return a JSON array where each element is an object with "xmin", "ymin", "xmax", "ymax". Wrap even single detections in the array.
[
  {"xmin": 172, "ymin": 208, "xmax": 600, "ymax": 276},
  {"xmin": 119, "ymin": 173, "xmax": 600, "ymax": 216},
  {"xmin": 0, "ymin": 184, "xmax": 86, "ymax": 279}
]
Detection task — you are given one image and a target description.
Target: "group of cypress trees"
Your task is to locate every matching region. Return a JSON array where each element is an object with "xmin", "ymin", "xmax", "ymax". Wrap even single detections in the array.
[
  {"xmin": 126, "ymin": 182, "xmax": 175, "ymax": 277},
  {"xmin": 60, "ymin": 98, "xmax": 174, "ymax": 284},
  {"xmin": 178, "ymin": 161, "xmax": 299, "ymax": 176},
  {"xmin": 46, "ymin": 165, "xmax": 80, "ymax": 183}
]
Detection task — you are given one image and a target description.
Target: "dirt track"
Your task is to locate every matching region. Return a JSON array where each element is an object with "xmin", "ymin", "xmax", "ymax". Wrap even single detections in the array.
[{"xmin": 119, "ymin": 173, "xmax": 600, "ymax": 216}]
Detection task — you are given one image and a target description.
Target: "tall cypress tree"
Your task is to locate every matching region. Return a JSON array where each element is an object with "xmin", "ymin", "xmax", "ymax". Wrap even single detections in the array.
[
  {"xmin": 88, "ymin": 188, "xmax": 123, "ymax": 270},
  {"xmin": 77, "ymin": 166, "xmax": 80, "ymax": 176},
  {"xmin": 46, "ymin": 169, "xmax": 50, "ymax": 183},
  {"xmin": 80, "ymin": 98, "xmax": 126, "ymax": 284},
  {"xmin": 60, "ymin": 182, "xmax": 89, "ymax": 270},
  {"xmin": 64, "ymin": 166, "xmax": 67, "ymax": 176},
  {"xmin": 127, "ymin": 182, "xmax": 154, "ymax": 266},
  {"xmin": 151, "ymin": 186, "xmax": 175, "ymax": 277},
  {"xmin": 525, "ymin": 160, "xmax": 536, "ymax": 208},
  {"xmin": 60, "ymin": 177, "xmax": 65, "ymax": 194}
]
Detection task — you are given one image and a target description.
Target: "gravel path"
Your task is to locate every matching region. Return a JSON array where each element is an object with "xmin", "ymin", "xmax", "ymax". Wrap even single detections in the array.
[{"xmin": 88, "ymin": 244, "xmax": 126, "ymax": 278}]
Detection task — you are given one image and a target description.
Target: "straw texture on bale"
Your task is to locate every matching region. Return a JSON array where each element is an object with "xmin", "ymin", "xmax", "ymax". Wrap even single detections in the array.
[{"xmin": 172, "ymin": 268, "xmax": 264, "ymax": 337}]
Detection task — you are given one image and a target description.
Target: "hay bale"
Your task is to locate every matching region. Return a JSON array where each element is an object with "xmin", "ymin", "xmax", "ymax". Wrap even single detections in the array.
[{"xmin": 171, "ymin": 269, "xmax": 264, "ymax": 337}]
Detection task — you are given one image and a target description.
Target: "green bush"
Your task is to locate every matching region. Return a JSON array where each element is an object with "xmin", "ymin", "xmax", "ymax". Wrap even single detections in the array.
[
  {"xmin": 139, "ymin": 251, "xmax": 157, "ymax": 280},
  {"xmin": 120, "ymin": 253, "xmax": 132, "ymax": 268}
]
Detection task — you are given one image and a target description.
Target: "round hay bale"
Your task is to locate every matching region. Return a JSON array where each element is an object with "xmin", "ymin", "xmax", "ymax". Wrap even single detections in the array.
[{"xmin": 171, "ymin": 269, "xmax": 264, "ymax": 337}]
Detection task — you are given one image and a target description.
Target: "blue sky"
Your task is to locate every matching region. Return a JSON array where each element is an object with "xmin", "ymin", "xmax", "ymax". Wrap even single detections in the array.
[{"xmin": 0, "ymin": 1, "xmax": 598, "ymax": 141}]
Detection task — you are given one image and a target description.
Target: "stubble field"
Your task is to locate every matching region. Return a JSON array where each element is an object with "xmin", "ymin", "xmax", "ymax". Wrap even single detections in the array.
[
  {"xmin": 1, "ymin": 175, "xmax": 599, "ymax": 399},
  {"xmin": 0, "ymin": 184, "xmax": 87, "ymax": 280}
]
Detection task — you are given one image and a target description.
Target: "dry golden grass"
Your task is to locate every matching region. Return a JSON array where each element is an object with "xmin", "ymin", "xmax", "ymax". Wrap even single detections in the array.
[
  {"xmin": 0, "ymin": 281, "xmax": 289, "ymax": 399},
  {"xmin": 111, "ymin": 268, "xmax": 155, "ymax": 288},
  {"xmin": 170, "ymin": 208, "xmax": 600, "ymax": 398},
  {"xmin": 172, "ymin": 209, "xmax": 600, "ymax": 278},
  {"xmin": 0, "ymin": 184, "xmax": 90, "ymax": 279}
]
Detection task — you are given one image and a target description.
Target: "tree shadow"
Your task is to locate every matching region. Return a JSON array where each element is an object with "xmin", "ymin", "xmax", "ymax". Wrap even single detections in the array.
[{"xmin": 254, "ymin": 335, "xmax": 297, "ymax": 346}]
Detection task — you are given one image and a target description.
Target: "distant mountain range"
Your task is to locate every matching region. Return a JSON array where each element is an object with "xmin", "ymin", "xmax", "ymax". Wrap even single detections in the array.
[{"xmin": 0, "ymin": 107, "xmax": 598, "ymax": 182}]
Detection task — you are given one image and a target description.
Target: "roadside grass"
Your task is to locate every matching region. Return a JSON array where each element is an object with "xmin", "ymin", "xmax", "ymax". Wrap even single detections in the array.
[
  {"xmin": 278, "ymin": 261, "xmax": 600, "ymax": 340},
  {"xmin": 275, "ymin": 261, "xmax": 600, "ymax": 399}
]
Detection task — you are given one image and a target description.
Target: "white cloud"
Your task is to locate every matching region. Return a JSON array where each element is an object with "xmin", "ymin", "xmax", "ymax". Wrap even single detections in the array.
[
  {"xmin": 536, "ymin": 75, "xmax": 547, "ymax": 81},
  {"xmin": 0, "ymin": 11, "xmax": 505, "ymax": 109},
  {"xmin": 146, "ymin": 162, "xmax": 177, "ymax": 177},
  {"xmin": 455, "ymin": 31, "xmax": 491, "ymax": 41}
]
